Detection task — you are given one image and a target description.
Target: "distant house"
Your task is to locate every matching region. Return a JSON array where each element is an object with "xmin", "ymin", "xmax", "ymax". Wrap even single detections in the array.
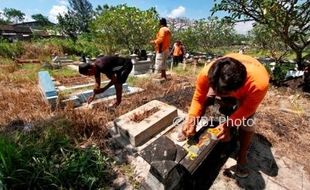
[
  {"xmin": 0, "ymin": 21, "xmax": 61, "ymax": 41},
  {"xmin": 0, "ymin": 25, "xmax": 32, "ymax": 41},
  {"xmin": 13, "ymin": 21, "xmax": 55, "ymax": 30}
]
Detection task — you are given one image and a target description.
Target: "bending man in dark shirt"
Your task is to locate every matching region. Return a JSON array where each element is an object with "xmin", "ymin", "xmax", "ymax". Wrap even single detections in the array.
[{"xmin": 79, "ymin": 56, "xmax": 133, "ymax": 107}]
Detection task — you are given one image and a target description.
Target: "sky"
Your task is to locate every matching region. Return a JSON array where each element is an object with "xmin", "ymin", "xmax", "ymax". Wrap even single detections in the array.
[{"xmin": 0, "ymin": 0, "xmax": 253, "ymax": 34}]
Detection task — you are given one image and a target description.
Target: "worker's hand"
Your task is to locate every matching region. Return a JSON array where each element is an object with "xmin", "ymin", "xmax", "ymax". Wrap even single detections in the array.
[
  {"xmin": 182, "ymin": 116, "xmax": 197, "ymax": 137},
  {"xmin": 87, "ymin": 94, "xmax": 95, "ymax": 104},
  {"xmin": 216, "ymin": 123, "xmax": 231, "ymax": 142},
  {"xmin": 150, "ymin": 40, "xmax": 155, "ymax": 44}
]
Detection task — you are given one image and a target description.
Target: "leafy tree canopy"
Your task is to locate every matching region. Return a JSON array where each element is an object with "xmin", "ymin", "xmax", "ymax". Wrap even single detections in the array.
[
  {"xmin": 57, "ymin": 0, "xmax": 94, "ymax": 41},
  {"xmin": 212, "ymin": 0, "xmax": 310, "ymax": 68},
  {"xmin": 31, "ymin": 14, "xmax": 52, "ymax": 27},
  {"xmin": 93, "ymin": 4, "xmax": 158, "ymax": 54},
  {"xmin": 3, "ymin": 8, "xmax": 25, "ymax": 24}
]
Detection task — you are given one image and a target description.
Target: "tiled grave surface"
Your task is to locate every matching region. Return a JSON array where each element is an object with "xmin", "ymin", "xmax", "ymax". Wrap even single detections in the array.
[{"xmin": 38, "ymin": 71, "xmax": 58, "ymax": 106}]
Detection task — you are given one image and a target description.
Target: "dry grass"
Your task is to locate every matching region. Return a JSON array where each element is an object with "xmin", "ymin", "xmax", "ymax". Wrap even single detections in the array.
[
  {"xmin": 20, "ymin": 42, "xmax": 63, "ymax": 60},
  {"xmin": 129, "ymin": 107, "xmax": 160, "ymax": 123},
  {"xmin": 255, "ymin": 87, "xmax": 310, "ymax": 172},
  {"xmin": 1, "ymin": 61, "xmax": 310, "ymax": 175}
]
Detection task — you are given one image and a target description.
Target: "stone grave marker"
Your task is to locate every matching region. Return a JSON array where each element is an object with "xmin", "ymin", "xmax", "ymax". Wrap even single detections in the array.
[
  {"xmin": 38, "ymin": 71, "xmax": 58, "ymax": 107},
  {"xmin": 114, "ymin": 100, "xmax": 178, "ymax": 146}
]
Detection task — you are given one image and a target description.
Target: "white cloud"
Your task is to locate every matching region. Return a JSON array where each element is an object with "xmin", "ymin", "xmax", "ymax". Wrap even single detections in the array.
[
  {"xmin": 24, "ymin": 15, "xmax": 35, "ymax": 22},
  {"xmin": 234, "ymin": 21, "xmax": 254, "ymax": 34},
  {"xmin": 59, "ymin": 0, "xmax": 68, "ymax": 6},
  {"xmin": 48, "ymin": 4, "xmax": 68, "ymax": 23},
  {"xmin": 167, "ymin": 6, "xmax": 186, "ymax": 18}
]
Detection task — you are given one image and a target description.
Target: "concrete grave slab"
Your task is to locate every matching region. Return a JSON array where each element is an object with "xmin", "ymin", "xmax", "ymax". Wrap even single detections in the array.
[
  {"xmin": 114, "ymin": 100, "xmax": 178, "ymax": 146},
  {"xmin": 74, "ymin": 83, "xmax": 129, "ymax": 103},
  {"xmin": 75, "ymin": 86, "xmax": 144, "ymax": 110}
]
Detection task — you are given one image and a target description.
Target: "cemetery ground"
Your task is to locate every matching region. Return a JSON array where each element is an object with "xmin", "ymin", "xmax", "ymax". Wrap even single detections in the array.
[{"xmin": 0, "ymin": 58, "xmax": 310, "ymax": 189}]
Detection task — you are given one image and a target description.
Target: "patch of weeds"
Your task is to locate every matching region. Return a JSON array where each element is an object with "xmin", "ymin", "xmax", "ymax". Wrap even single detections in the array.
[
  {"xmin": 126, "ymin": 76, "xmax": 139, "ymax": 86},
  {"xmin": 173, "ymin": 65, "xmax": 204, "ymax": 77},
  {"xmin": 119, "ymin": 164, "xmax": 140, "ymax": 189},
  {"xmin": 46, "ymin": 67, "xmax": 79, "ymax": 78},
  {"xmin": 0, "ymin": 57, "xmax": 15, "ymax": 65},
  {"xmin": 0, "ymin": 117, "xmax": 115, "ymax": 189}
]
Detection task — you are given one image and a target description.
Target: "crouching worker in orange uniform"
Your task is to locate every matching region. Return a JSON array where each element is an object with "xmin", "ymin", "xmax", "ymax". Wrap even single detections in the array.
[
  {"xmin": 180, "ymin": 53, "xmax": 269, "ymax": 178},
  {"xmin": 79, "ymin": 56, "xmax": 133, "ymax": 107}
]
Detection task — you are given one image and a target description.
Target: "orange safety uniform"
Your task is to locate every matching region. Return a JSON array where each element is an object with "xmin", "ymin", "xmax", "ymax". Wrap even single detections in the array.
[
  {"xmin": 188, "ymin": 53, "xmax": 270, "ymax": 123},
  {"xmin": 173, "ymin": 44, "xmax": 183, "ymax": 56},
  {"xmin": 154, "ymin": 26, "xmax": 171, "ymax": 53}
]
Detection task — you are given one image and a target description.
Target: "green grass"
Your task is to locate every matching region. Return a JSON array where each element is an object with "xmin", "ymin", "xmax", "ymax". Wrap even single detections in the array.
[
  {"xmin": 46, "ymin": 67, "xmax": 79, "ymax": 78},
  {"xmin": 12, "ymin": 64, "xmax": 41, "ymax": 83},
  {"xmin": 126, "ymin": 76, "xmax": 141, "ymax": 86},
  {"xmin": 0, "ymin": 41, "xmax": 23, "ymax": 58},
  {"xmin": 172, "ymin": 64, "xmax": 204, "ymax": 77},
  {"xmin": 0, "ymin": 117, "xmax": 114, "ymax": 189}
]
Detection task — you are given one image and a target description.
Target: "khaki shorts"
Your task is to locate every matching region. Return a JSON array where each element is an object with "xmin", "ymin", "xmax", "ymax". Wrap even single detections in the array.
[{"xmin": 155, "ymin": 49, "xmax": 169, "ymax": 71}]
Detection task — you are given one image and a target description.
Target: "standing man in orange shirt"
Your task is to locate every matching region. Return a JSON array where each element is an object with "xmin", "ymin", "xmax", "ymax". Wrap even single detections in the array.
[
  {"xmin": 150, "ymin": 18, "xmax": 171, "ymax": 79},
  {"xmin": 179, "ymin": 53, "xmax": 269, "ymax": 178},
  {"xmin": 171, "ymin": 40, "xmax": 184, "ymax": 66}
]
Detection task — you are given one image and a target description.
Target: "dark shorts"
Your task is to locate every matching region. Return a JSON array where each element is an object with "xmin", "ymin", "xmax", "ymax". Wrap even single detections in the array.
[{"xmin": 117, "ymin": 60, "xmax": 133, "ymax": 84}]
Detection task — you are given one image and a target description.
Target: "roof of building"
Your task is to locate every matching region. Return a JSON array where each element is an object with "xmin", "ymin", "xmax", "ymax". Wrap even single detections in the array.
[{"xmin": 0, "ymin": 25, "xmax": 32, "ymax": 34}]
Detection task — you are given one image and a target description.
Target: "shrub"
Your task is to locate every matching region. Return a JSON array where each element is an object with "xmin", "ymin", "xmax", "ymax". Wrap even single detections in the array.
[
  {"xmin": 0, "ymin": 41, "xmax": 23, "ymax": 58},
  {"xmin": 0, "ymin": 118, "xmax": 114, "ymax": 189}
]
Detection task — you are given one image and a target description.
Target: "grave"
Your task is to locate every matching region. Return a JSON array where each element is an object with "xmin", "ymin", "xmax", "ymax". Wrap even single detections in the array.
[
  {"xmin": 114, "ymin": 100, "xmax": 178, "ymax": 146},
  {"xmin": 38, "ymin": 71, "xmax": 58, "ymax": 108},
  {"xmin": 52, "ymin": 55, "xmax": 74, "ymax": 67},
  {"xmin": 38, "ymin": 70, "xmax": 143, "ymax": 108},
  {"xmin": 60, "ymin": 82, "xmax": 143, "ymax": 108},
  {"xmin": 130, "ymin": 53, "xmax": 154, "ymax": 75},
  {"xmin": 109, "ymin": 101, "xmax": 222, "ymax": 189}
]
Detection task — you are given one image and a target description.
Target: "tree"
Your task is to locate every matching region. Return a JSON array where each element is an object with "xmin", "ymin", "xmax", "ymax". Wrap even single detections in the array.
[
  {"xmin": 167, "ymin": 17, "xmax": 193, "ymax": 43},
  {"xmin": 212, "ymin": 0, "xmax": 310, "ymax": 69},
  {"xmin": 31, "ymin": 14, "xmax": 52, "ymax": 27},
  {"xmin": 58, "ymin": 13, "xmax": 79, "ymax": 41},
  {"xmin": 93, "ymin": 4, "xmax": 158, "ymax": 54},
  {"xmin": 3, "ymin": 8, "xmax": 25, "ymax": 23},
  {"xmin": 249, "ymin": 24, "xmax": 289, "ymax": 62},
  {"xmin": 176, "ymin": 17, "xmax": 236, "ymax": 53},
  {"xmin": 94, "ymin": 4, "xmax": 109, "ymax": 17},
  {"xmin": 57, "ymin": 0, "xmax": 94, "ymax": 41}
]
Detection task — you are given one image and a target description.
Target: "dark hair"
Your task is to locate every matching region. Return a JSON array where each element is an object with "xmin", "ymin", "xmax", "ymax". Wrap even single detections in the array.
[
  {"xmin": 208, "ymin": 57, "xmax": 247, "ymax": 94},
  {"xmin": 160, "ymin": 18, "xmax": 167, "ymax": 26},
  {"xmin": 79, "ymin": 62, "xmax": 92, "ymax": 75}
]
